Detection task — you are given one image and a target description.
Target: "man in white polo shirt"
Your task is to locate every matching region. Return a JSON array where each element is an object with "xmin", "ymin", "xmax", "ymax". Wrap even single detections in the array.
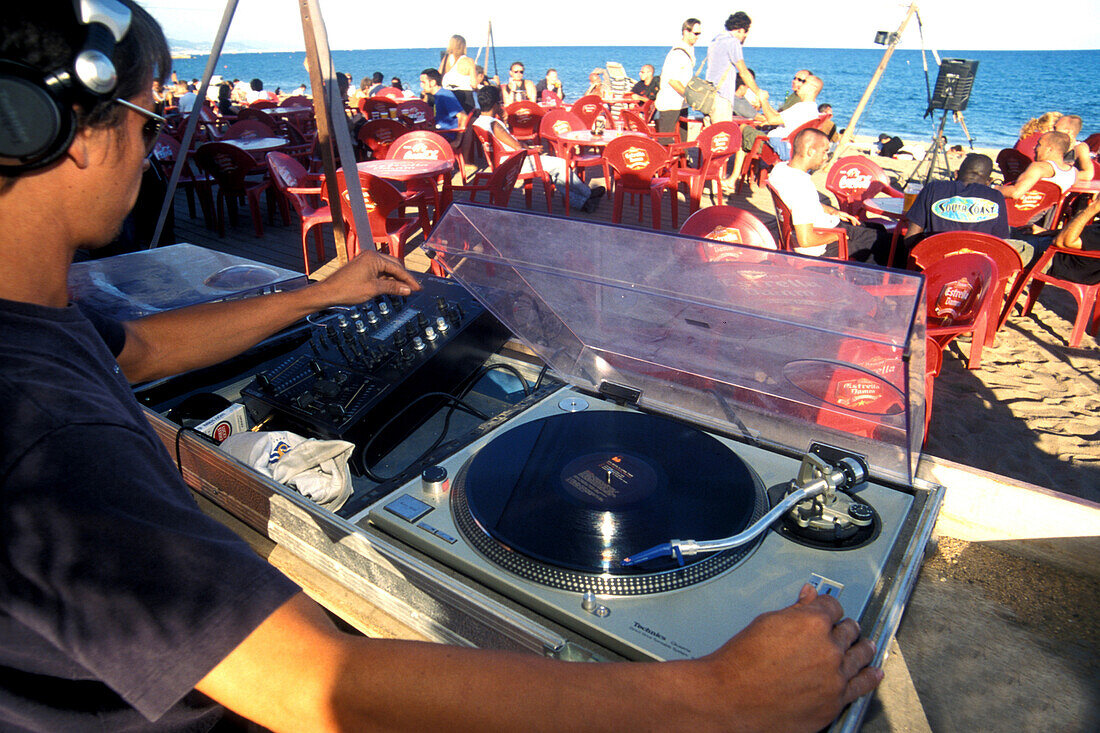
[
  {"xmin": 655, "ymin": 17, "xmax": 702, "ymax": 143},
  {"xmin": 770, "ymin": 128, "xmax": 893, "ymax": 263}
]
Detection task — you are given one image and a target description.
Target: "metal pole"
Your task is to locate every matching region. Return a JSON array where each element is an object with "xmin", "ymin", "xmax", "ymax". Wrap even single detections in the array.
[
  {"xmin": 148, "ymin": 0, "xmax": 240, "ymax": 248},
  {"xmin": 827, "ymin": 2, "xmax": 919, "ymax": 165}
]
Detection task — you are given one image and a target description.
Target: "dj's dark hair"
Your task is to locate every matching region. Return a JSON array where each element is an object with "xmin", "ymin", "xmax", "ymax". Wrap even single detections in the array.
[
  {"xmin": 0, "ymin": 0, "xmax": 170, "ymax": 132},
  {"xmin": 726, "ymin": 12, "xmax": 752, "ymax": 31}
]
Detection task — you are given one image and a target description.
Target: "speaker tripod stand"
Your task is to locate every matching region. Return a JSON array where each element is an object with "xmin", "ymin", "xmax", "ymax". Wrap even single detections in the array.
[{"xmin": 906, "ymin": 109, "xmax": 975, "ymax": 186}]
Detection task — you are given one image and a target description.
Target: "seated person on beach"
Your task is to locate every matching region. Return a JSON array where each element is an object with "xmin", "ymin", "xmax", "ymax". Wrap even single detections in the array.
[
  {"xmin": 876, "ymin": 134, "xmax": 905, "ymax": 159},
  {"xmin": 1044, "ymin": 196, "xmax": 1100, "ymax": 285},
  {"xmin": 630, "ymin": 64, "xmax": 660, "ymax": 104},
  {"xmin": 502, "ymin": 61, "xmax": 538, "ymax": 105},
  {"xmin": 997, "ymin": 131, "xmax": 1076, "ymax": 204},
  {"xmin": 245, "ymin": 77, "xmax": 277, "ymax": 105},
  {"xmin": 769, "ymin": 128, "xmax": 895, "ymax": 263},
  {"xmin": 0, "ymin": 6, "xmax": 882, "ymax": 731},
  {"xmin": 1053, "ymin": 115, "xmax": 1095, "ymax": 181},
  {"xmin": 584, "ymin": 68, "xmax": 611, "ymax": 99},
  {"xmin": 904, "ymin": 153, "xmax": 1011, "ymax": 255},
  {"xmin": 1014, "ymin": 111, "xmax": 1061, "ymax": 158},
  {"xmin": 473, "ymin": 116, "xmax": 606, "ymax": 212},
  {"xmin": 730, "ymin": 68, "xmax": 761, "ymax": 119},
  {"xmin": 741, "ymin": 74, "xmax": 823, "ymax": 159},
  {"xmin": 817, "ymin": 103, "xmax": 839, "ymax": 142},
  {"xmin": 476, "ymin": 65, "xmax": 503, "ymax": 118},
  {"xmin": 174, "ymin": 80, "xmax": 197, "ymax": 115},
  {"xmin": 367, "ymin": 71, "xmax": 385, "ymax": 97},
  {"xmin": 535, "ymin": 69, "xmax": 564, "ymax": 105},
  {"xmin": 779, "ymin": 69, "xmax": 814, "ymax": 112},
  {"xmin": 420, "ymin": 68, "xmax": 467, "ymax": 134}
]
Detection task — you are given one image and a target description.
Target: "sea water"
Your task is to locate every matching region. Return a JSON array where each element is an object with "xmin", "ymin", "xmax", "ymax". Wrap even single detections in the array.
[{"xmin": 171, "ymin": 46, "xmax": 1100, "ymax": 150}]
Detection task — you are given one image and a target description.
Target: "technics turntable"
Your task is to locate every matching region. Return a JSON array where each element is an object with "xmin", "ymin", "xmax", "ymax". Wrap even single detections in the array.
[{"xmin": 355, "ymin": 204, "xmax": 943, "ymax": 727}]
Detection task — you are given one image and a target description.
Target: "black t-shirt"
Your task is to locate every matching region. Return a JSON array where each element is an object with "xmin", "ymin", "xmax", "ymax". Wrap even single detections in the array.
[
  {"xmin": 1048, "ymin": 224, "xmax": 1100, "ymax": 284},
  {"xmin": 631, "ymin": 77, "xmax": 659, "ymax": 101},
  {"xmin": 907, "ymin": 179, "xmax": 1010, "ymax": 238},
  {"xmin": 0, "ymin": 299, "xmax": 300, "ymax": 731}
]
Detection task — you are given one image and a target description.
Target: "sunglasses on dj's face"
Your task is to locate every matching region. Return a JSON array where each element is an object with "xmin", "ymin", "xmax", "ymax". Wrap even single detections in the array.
[{"xmin": 114, "ymin": 98, "xmax": 167, "ymax": 156}]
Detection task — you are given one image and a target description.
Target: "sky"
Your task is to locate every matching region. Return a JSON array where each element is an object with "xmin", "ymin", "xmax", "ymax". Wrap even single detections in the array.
[{"xmin": 139, "ymin": 1, "xmax": 1100, "ymax": 52}]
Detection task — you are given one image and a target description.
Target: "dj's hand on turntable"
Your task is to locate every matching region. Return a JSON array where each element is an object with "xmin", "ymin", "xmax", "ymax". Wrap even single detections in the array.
[{"xmin": 699, "ymin": 583, "xmax": 882, "ymax": 732}]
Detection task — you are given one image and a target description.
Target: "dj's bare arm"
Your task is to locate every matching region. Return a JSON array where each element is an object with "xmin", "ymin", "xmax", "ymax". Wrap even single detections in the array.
[
  {"xmin": 197, "ymin": 585, "xmax": 879, "ymax": 732},
  {"xmin": 116, "ymin": 252, "xmax": 420, "ymax": 384}
]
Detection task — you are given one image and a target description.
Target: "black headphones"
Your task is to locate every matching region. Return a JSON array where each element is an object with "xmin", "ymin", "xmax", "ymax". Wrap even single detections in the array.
[{"xmin": 0, "ymin": 0, "xmax": 133, "ymax": 175}]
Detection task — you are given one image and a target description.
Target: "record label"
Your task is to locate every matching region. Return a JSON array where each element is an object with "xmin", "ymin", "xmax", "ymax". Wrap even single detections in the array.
[{"xmin": 560, "ymin": 452, "xmax": 657, "ymax": 507}]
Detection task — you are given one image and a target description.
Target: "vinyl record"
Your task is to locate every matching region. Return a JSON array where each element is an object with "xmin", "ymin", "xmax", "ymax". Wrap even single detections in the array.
[{"xmin": 453, "ymin": 410, "xmax": 768, "ymax": 594}]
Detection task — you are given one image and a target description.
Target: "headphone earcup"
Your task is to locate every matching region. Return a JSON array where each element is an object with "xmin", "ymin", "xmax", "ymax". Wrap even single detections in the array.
[{"xmin": 0, "ymin": 60, "xmax": 75, "ymax": 174}]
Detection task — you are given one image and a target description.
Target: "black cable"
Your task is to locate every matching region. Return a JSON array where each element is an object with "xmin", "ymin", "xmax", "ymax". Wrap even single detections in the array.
[
  {"xmin": 174, "ymin": 424, "xmax": 217, "ymax": 476},
  {"xmin": 358, "ymin": 391, "xmax": 490, "ymax": 483},
  {"xmin": 456, "ymin": 362, "xmax": 531, "ymax": 399},
  {"xmin": 534, "ymin": 364, "xmax": 548, "ymax": 391}
]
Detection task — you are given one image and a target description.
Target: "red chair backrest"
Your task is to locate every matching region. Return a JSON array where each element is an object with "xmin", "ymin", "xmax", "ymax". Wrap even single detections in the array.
[
  {"xmin": 1013, "ymin": 132, "xmax": 1042, "ymax": 160},
  {"xmin": 693, "ymin": 122, "xmax": 742, "ymax": 175},
  {"xmin": 619, "ymin": 109, "xmax": 651, "ymax": 136},
  {"xmin": 679, "ymin": 205, "xmax": 778, "ymax": 261},
  {"xmin": 571, "ymin": 94, "xmax": 611, "ymax": 128},
  {"xmin": 481, "ymin": 150, "xmax": 528, "ymax": 207},
  {"xmin": 603, "ymin": 134, "xmax": 670, "ymax": 187},
  {"xmin": 505, "ymin": 101, "xmax": 545, "ymax": 139},
  {"xmin": 357, "ymin": 119, "xmax": 408, "ymax": 159},
  {"xmin": 996, "ymin": 148, "xmax": 1031, "ymax": 184},
  {"xmin": 235, "ymin": 107, "xmax": 278, "ymax": 131},
  {"xmin": 909, "ymin": 231, "xmax": 1023, "ymax": 295},
  {"xmin": 395, "ymin": 99, "xmax": 434, "ymax": 127},
  {"xmin": 825, "ymin": 156, "xmax": 900, "ymax": 209},
  {"xmin": 281, "ymin": 95, "xmax": 311, "ymax": 107},
  {"xmin": 387, "ymin": 131, "xmax": 455, "ymax": 164},
  {"xmin": 539, "ymin": 109, "xmax": 585, "ymax": 150},
  {"xmin": 1085, "ymin": 132, "xmax": 1100, "ymax": 153},
  {"xmin": 265, "ymin": 151, "xmax": 314, "ymax": 215},
  {"xmin": 193, "ymin": 142, "xmax": 257, "ymax": 191},
  {"xmin": 359, "ymin": 97, "xmax": 398, "ymax": 119},
  {"xmin": 333, "ymin": 168, "xmax": 407, "ymax": 241},
  {"xmin": 220, "ymin": 120, "xmax": 273, "ymax": 140},
  {"xmin": 766, "ymin": 184, "xmax": 796, "ymax": 251},
  {"xmin": 921, "ymin": 251, "xmax": 998, "ymax": 329},
  {"xmin": 375, "ymin": 86, "xmax": 404, "ymax": 101},
  {"xmin": 1004, "ymin": 180, "xmax": 1062, "ymax": 227}
]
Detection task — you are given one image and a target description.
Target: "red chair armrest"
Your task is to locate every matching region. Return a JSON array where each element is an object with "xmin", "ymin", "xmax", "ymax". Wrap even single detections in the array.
[{"xmin": 813, "ymin": 226, "xmax": 850, "ymax": 259}]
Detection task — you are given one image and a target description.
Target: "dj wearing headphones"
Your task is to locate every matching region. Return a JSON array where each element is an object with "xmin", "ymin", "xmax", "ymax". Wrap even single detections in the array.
[{"xmin": 0, "ymin": 2, "xmax": 880, "ymax": 730}]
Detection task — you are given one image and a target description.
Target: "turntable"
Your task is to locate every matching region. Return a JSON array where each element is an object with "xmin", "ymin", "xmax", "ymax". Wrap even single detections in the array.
[{"xmin": 353, "ymin": 202, "xmax": 943, "ymax": 705}]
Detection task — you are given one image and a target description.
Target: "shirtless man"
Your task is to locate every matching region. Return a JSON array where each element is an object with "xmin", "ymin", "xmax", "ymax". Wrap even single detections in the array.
[{"xmin": 997, "ymin": 130, "xmax": 1077, "ymax": 200}]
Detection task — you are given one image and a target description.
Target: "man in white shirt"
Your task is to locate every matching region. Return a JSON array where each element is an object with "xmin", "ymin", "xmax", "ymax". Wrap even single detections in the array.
[
  {"xmin": 741, "ymin": 74, "xmax": 823, "ymax": 159},
  {"xmin": 655, "ymin": 18, "xmax": 702, "ymax": 142},
  {"xmin": 769, "ymin": 128, "xmax": 893, "ymax": 263}
]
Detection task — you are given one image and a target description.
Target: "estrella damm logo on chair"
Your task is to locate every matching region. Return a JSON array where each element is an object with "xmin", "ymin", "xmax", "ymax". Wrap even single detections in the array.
[
  {"xmin": 342, "ymin": 190, "xmax": 377, "ymax": 212},
  {"xmin": 711, "ymin": 133, "xmax": 732, "ymax": 152},
  {"xmin": 838, "ymin": 168, "xmax": 872, "ymax": 191},
  {"xmin": 1016, "ymin": 190, "xmax": 1045, "ymax": 210},
  {"xmin": 552, "ymin": 121, "xmax": 571, "ymax": 136},
  {"xmin": 706, "ymin": 225, "xmax": 743, "ymax": 243},
  {"xmin": 623, "ymin": 146, "xmax": 650, "ymax": 170}
]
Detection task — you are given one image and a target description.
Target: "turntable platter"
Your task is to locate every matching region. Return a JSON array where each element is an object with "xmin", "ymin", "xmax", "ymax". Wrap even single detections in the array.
[{"xmin": 452, "ymin": 411, "xmax": 769, "ymax": 595}]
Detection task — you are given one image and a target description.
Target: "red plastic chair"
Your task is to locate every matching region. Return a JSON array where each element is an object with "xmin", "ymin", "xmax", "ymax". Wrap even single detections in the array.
[
  {"xmin": 395, "ymin": 99, "xmax": 434, "ymax": 129},
  {"xmin": 504, "ymin": 101, "xmax": 546, "ymax": 147},
  {"xmin": 266, "ymin": 152, "xmax": 332, "ymax": 276},
  {"xmin": 248, "ymin": 99, "xmax": 277, "ymax": 110},
  {"xmin": 679, "ymin": 205, "xmax": 777, "ymax": 261},
  {"xmin": 670, "ymin": 122, "xmax": 742, "ymax": 212},
  {"xmin": 281, "ymin": 95, "xmax": 311, "ymax": 108},
  {"xmin": 996, "ymin": 148, "xmax": 1031, "ymax": 184},
  {"xmin": 604, "ymin": 134, "xmax": 678, "ymax": 230},
  {"xmin": 1004, "ymin": 180, "xmax": 1063, "ymax": 228},
  {"xmin": 539, "ymin": 109, "xmax": 610, "ymax": 194},
  {"xmin": 472, "ymin": 122, "xmax": 554, "ymax": 213},
  {"xmin": 1084, "ymin": 133, "xmax": 1100, "ymax": 153},
  {"xmin": 570, "ymin": 94, "xmax": 613, "ymax": 130},
  {"xmin": 919, "ymin": 251, "xmax": 1000, "ymax": 370},
  {"xmin": 234, "ymin": 107, "xmax": 279, "ymax": 133},
  {"xmin": 193, "ymin": 142, "xmax": 277, "ymax": 237},
  {"xmin": 767, "ymin": 183, "xmax": 849, "ymax": 259},
  {"xmin": 451, "ymin": 150, "xmax": 528, "ymax": 207},
  {"xmin": 375, "ymin": 86, "xmax": 405, "ymax": 102},
  {"xmin": 218, "ymin": 120, "xmax": 275, "ymax": 141},
  {"xmin": 825, "ymin": 156, "xmax": 904, "ymax": 217},
  {"xmin": 357, "ymin": 118, "xmax": 408, "ymax": 161},
  {"xmin": 150, "ymin": 133, "xmax": 214, "ymax": 228},
  {"xmin": 1007, "ymin": 244, "xmax": 1100, "ymax": 348},
  {"xmin": 331, "ymin": 169, "xmax": 427, "ymax": 263},
  {"xmin": 1013, "ymin": 132, "xmax": 1042, "ymax": 160},
  {"xmin": 388, "ymin": 130, "xmax": 457, "ymax": 218},
  {"xmin": 908, "ymin": 232, "xmax": 1024, "ymax": 345},
  {"xmin": 358, "ymin": 96, "xmax": 398, "ymax": 120},
  {"xmin": 619, "ymin": 109, "xmax": 678, "ymax": 146},
  {"xmin": 736, "ymin": 114, "xmax": 831, "ymax": 194}
]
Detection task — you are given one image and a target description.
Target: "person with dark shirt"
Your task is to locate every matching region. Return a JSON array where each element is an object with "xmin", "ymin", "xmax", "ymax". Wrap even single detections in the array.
[
  {"xmin": 0, "ymin": 2, "xmax": 883, "ymax": 730},
  {"xmin": 906, "ymin": 154, "xmax": 1010, "ymax": 241},
  {"xmin": 630, "ymin": 63, "xmax": 660, "ymax": 104},
  {"xmin": 1046, "ymin": 197, "xmax": 1100, "ymax": 284},
  {"xmin": 535, "ymin": 68, "xmax": 564, "ymax": 105}
]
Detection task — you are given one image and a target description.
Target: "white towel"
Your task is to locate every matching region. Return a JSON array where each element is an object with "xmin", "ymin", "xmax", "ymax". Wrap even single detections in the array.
[{"xmin": 220, "ymin": 430, "xmax": 355, "ymax": 511}]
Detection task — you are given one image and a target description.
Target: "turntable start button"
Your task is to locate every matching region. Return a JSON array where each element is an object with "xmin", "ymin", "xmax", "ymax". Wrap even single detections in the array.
[{"xmin": 384, "ymin": 494, "xmax": 434, "ymax": 523}]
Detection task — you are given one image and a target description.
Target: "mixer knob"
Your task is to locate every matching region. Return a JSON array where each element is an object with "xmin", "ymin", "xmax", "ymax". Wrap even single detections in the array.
[
  {"xmin": 378, "ymin": 299, "xmax": 391, "ymax": 316},
  {"xmin": 365, "ymin": 308, "xmax": 379, "ymax": 325},
  {"xmin": 423, "ymin": 325, "xmax": 438, "ymax": 341},
  {"xmin": 308, "ymin": 359, "xmax": 324, "ymax": 375},
  {"xmin": 436, "ymin": 316, "xmax": 450, "ymax": 333},
  {"xmin": 412, "ymin": 336, "xmax": 425, "ymax": 351},
  {"xmin": 421, "ymin": 465, "xmax": 448, "ymax": 496},
  {"xmin": 393, "ymin": 331, "xmax": 406, "ymax": 347},
  {"xmin": 417, "ymin": 313, "xmax": 429, "ymax": 329},
  {"xmin": 336, "ymin": 314, "xmax": 349, "ymax": 328},
  {"xmin": 254, "ymin": 373, "xmax": 272, "ymax": 391}
]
